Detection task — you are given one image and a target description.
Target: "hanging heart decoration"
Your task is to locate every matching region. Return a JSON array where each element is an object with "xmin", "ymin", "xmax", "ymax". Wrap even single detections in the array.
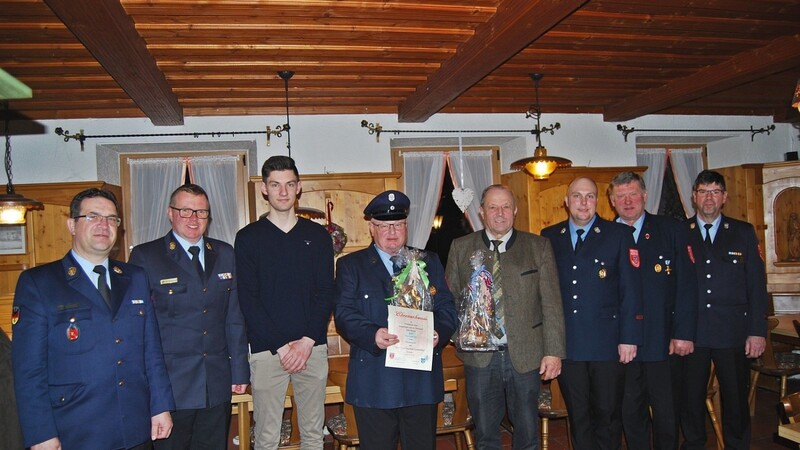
[{"xmin": 452, "ymin": 187, "xmax": 474, "ymax": 213}]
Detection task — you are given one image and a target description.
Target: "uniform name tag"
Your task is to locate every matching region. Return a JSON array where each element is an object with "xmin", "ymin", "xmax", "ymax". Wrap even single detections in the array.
[
  {"xmin": 131, "ymin": 299, "xmax": 144, "ymax": 304},
  {"xmin": 160, "ymin": 277, "xmax": 178, "ymax": 285}
]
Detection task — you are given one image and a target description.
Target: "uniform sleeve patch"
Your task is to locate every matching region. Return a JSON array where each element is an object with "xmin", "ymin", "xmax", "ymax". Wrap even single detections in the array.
[{"xmin": 629, "ymin": 249, "xmax": 640, "ymax": 268}]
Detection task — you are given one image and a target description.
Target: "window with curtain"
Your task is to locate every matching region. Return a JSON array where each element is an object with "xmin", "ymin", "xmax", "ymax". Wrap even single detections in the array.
[
  {"xmin": 636, "ymin": 145, "xmax": 706, "ymax": 218},
  {"xmin": 399, "ymin": 148, "xmax": 496, "ymax": 249},
  {"xmin": 123, "ymin": 152, "xmax": 248, "ymax": 251}
]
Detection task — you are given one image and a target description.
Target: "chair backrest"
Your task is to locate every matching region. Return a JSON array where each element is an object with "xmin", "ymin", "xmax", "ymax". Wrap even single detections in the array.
[
  {"xmin": 793, "ymin": 319, "xmax": 800, "ymax": 339},
  {"xmin": 782, "ymin": 391, "xmax": 800, "ymax": 424},
  {"xmin": 438, "ymin": 345, "xmax": 470, "ymax": 428},
  {"xmin": 328, "ymin": 370, "xmax": 358, "ymax": 437},
  {"xmin": 761, "ymin": 317, "xmax": 780, "ymax": 368}
]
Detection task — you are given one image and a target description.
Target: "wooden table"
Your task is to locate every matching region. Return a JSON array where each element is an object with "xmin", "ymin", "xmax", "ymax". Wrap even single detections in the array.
[
  {"xmin": 779, "ymin": 422, "xmax": 800, "ymax": 443},
  {"xmin": 771, "ymin": 314, "xmax": 800, "ymax": 347}
]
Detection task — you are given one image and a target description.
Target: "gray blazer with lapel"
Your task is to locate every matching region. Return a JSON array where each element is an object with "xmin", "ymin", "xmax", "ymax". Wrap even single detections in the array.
[{"xmin": 445, "ymin": 229, "xmax": 566, "ymax": 373}]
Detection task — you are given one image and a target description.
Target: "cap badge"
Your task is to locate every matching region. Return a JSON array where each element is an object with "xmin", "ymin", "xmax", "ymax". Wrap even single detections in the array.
[{"xmin": 389, "ymin": 193, "xmax": 396, "ymax": 201}]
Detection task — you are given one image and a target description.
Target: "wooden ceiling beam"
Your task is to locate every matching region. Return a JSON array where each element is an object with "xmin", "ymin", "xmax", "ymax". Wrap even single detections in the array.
[
  {"xmin": 397, "ymin": 0, "xmax": 589, "ymax": 123},
  {"xmin": 42, "ymin": 0, "xmax": 183, "ymax": 125},
  {"xmin": 604, "ymin": 33, "xmax": 800, "ymax": 122}
]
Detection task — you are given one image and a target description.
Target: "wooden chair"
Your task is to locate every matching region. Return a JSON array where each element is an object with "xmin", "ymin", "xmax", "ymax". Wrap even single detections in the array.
[
  {"xmin": 749, "ymin": 317, "xmax": 800, "ymax": 417},
  {"xmin": 327, "ymin": 347, "xmax": 474, "ymax": 450},
  {"xmin": 498, "ymin": 378, "xmax": 570, "ymax": 450},
  {"xmin": 539, "ymin": 378, "xmax": 570, "ymax": 450},
  {"xmin": 706, "ymin": 364, "xmax": 724, "ymax": 450},
  {"xmin": 781, "ymin": 391, "xmax": 800, "ymax": 424}
]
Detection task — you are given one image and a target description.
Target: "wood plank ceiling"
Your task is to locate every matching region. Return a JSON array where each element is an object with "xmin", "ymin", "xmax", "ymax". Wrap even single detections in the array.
[{"xmin": 1, "ymin": 0, "xmax": 799, "ymax": 125}]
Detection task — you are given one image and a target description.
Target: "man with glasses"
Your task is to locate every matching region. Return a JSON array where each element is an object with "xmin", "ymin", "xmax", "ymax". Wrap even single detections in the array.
[
  {"xmin": 679, "ymin": 170, "xmax": 767, "ymax": 450},
  {"xmin": 334, "ymin": 190, "xmax": 458, "ymax": 450},
  {"xmin": 129, "ymin": 183, "xmax": 249, "ymax": 449},
  {"xmin": 235, "ymin": 155, "xmax": 335, "ymax": 449},
  {"xmin": 12, "ymin": 188, "xmax": 175, "ymax": 450},
  {"xmin": 445, "ymin": 184, "xmax": 565, "ymax": 450}
]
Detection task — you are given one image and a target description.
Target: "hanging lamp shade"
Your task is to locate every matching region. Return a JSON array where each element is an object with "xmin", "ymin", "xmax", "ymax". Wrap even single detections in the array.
[
  {"xmin": 0, "ymin": 193, "xmax": 42, "ymax": 224},
  {"xmin": 510, "ymin": 145, "xmax": 572, "ymax": 180},
  {"xmin": 511, "ymin": 74, "xmax": 571, "ymax": 180},
  {"xmin": 1, "ymin": 100, "xmax": 42, "ymax": 224}
]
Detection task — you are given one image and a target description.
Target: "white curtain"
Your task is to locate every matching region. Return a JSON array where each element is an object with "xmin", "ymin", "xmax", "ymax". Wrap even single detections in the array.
[
  {"xmin": 446, "ymin": 150, "xmax": 493, "ymax": 231},
  {"xmin": 128, "ymin": 157, "xmax": 184, "ymax": 249},
  {"xmin": 636, "ymin": 149, "xmax": 668, "ymax": 214},
  {"xmin": 403, "ymin": 152, "xmax": 446, "ymax": 249},
  {"xmin": 669, "ymin": 147, "xmax": 705, "ymax": 218},
  {"xmin": 191, "ymin": 155, "xmax": 242, "ymax": 245}
]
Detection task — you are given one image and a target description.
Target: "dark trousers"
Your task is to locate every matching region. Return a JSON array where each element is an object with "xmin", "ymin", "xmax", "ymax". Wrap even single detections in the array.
[
  {"xmin": 679, "ymin": 347, "xmax": 751, "ymax": 450},
  {"xmin": 622, "ymin": 359, "xmax": 678, "ymax": 450},
  {"xmin": 559, "ymin": 360, "xmax": 625, "ymax": 450},
  {"xmin": 353, "ymin": 403, "xmax": 437, "ymax": 450},
  {"xmin": 153, "ymin": 401, "xmax": 231, "ymax": 450},
  {"xmin": 464, "ymin": 350, "xmax": 541, "ymax": 450}
]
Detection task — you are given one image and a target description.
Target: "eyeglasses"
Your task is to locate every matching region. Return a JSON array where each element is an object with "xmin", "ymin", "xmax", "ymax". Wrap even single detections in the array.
[
  {"xmin": 170, "ymin": 206, "xmax": 210, "ymax": 219},
  {"xmin": 74, "ymin": 213, "xmax": 122, "ymax": 226},
  {"xmin": 371, "ymin": 221, "xmax": 407, "ymax": 232},
  {"xmin": 694, "ymin": 189, "xmax": 725, "ymax": 197}
]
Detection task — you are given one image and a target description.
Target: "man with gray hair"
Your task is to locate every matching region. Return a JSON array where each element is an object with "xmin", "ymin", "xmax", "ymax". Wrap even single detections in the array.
[
  {"xmin": 608, "ymin": 171, "xmax": 697, "ymax": 450},
  {"xmin": 446, "ymin": 184, "xmax": 565, "ymax": 449}
]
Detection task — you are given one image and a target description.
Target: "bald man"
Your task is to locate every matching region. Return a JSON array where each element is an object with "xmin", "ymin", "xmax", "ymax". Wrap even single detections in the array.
[{"xmin": 541, "ymin": 177, "xmax": 643, "ymax": 450}]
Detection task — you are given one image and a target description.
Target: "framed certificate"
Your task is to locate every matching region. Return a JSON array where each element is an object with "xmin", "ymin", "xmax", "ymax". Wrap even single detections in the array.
[{"xmin": 0, "ymin": 225, "xmax": 26, "ymax": 255}]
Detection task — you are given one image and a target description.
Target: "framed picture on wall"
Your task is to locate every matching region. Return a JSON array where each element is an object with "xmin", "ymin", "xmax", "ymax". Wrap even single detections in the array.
[{"xmin": 0, "ymin": 225, "xmax": 26, "ymax": 255}]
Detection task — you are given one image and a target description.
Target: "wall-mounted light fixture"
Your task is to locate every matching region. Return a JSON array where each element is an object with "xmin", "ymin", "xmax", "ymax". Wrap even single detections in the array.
[{"xmin": 510, "ymin": 74, "xmax": 572, "ymax": 180}]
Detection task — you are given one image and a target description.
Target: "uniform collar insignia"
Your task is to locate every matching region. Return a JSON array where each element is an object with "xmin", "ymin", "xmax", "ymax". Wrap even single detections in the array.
[
  {"xmin": 112, "ymin": 266, "xmax": 123, "ymax": 274},
  {"xmin": 205, "ymin": 241, "xmax": 212, "ymax": 250},
  {"xmin": 169, "ymin": 241, "xmax": 177, "ymax": 250},
  {"xmin": 67, "ymin": 266, "xmax": 78, "ymax": 276},
  {"xmin": 593, "ymin": 226, "xmax": 601, "ymax": 233},
  {"xmin": 690, "ymin": 223, "xmax": 696, "ymax": 229},
  {"xmin": 560, "ymin": 227, "xmax": 566, "ymax": 234},
  {"xmin": 723, "ymin": 222, "xmax": 729, "ymax": 229}
]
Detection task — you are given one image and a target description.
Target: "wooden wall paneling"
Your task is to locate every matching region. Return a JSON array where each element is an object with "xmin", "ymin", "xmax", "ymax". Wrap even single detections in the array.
[{"xmin": 716, "ymin": 164, "xmax": 765, "ymax": 249}]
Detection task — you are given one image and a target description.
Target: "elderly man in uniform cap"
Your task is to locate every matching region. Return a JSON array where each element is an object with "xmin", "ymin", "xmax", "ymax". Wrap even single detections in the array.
[{"xmin": 334, "ymin": 190, "xmax": 458, "ymax": 450}]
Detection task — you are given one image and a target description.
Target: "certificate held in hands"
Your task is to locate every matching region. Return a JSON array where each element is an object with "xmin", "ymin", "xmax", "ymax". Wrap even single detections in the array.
[{"xmin": 386, "ymin": 305, "xmax": 434, "ymax": 371}]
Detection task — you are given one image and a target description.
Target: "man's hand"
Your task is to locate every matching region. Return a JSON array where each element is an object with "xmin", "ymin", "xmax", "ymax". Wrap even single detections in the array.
[
  {"xmin": 375, "ymin": 328, "xmax": 399, "ymax": 349},
  {"xmin": 280, "ymin": 337, "xmax": 315, "ymax": 373},
  {"xmin": 232, "ymin": 384, "xmax": 248, "ymax": 394},
  {"xmin": 539, "ymin": 356, "xmax": 562, "ymax": 380},
  {"xmin": 618, "ymin": 344, "xmax": 637, "ymax": 364},
  {"xmin": 151, "ymin": 411, "xmax": 173, "ymax": 440},
  {"xmin": 31, "ymin": 437, "xmax": 61, "ymax": 450},
  {"xmin": 669, "ymin": 339, "xmax": 695, "ymax": 356},
  {"xmin": 745, "ymin": 336, "xmax": 766, "ymax": 359},
  {"xmin": 433, "ymin": 330, "xmax": 439, "ymax": 348}
]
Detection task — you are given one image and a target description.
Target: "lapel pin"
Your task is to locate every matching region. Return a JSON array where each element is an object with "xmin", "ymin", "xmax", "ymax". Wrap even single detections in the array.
[{"xmin": 67, "ymin": 267, "xmax": 78, "ymax": 276}]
